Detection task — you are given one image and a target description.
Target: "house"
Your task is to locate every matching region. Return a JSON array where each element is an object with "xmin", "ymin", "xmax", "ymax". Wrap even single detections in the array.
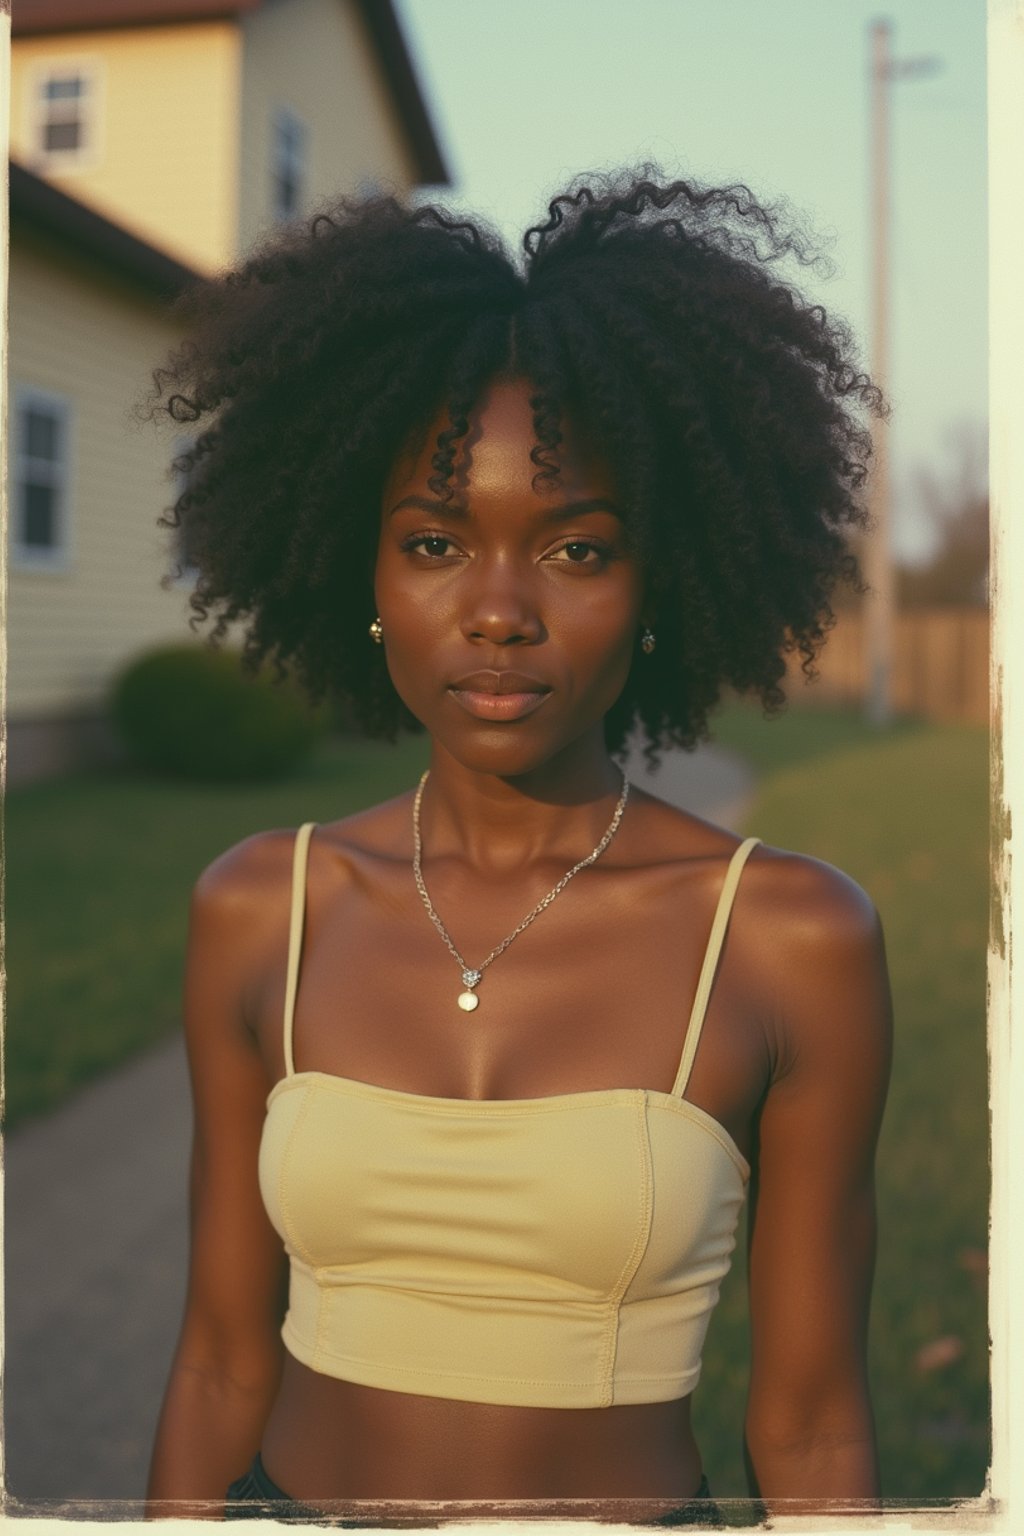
[
  {"xmin": 8, "ymin": 0, "xmax": 449, "ymax": 272},
  {"xmin": 6, "ymin": 0, "xmax": 449, "ymax": 783},
  {"xmin": 8, "ymin": 162, "xmax": 207, "ymax": 783}
]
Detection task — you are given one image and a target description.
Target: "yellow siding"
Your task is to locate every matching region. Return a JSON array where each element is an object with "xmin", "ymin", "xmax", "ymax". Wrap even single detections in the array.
[
  {"xmin": 237, "ymin": 0, "xmax": 416, "ymax": 258},
  {"xmin": 10, "ymin": 23, "xmax": 241, "ymax": 272},
  {"xmin": 7, "ymin": 230, "xmax": 200, "ymax": 717}
]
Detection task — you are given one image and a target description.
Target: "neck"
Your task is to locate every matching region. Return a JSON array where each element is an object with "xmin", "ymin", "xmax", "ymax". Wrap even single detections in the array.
[{"xmin": 417, "ymin": 730, "xmax": 627, "ymax": 875}]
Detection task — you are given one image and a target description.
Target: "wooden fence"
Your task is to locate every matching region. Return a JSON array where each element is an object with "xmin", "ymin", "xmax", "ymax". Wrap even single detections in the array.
[{"xmin": 780, "ymin": 606, "xmax": 989, "ymax": 726}]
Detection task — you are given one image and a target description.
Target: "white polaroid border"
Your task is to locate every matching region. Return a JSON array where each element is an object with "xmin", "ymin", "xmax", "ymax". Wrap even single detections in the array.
[
  {"xmin": 983, "ymin": 0, "xmax": 1023, "ymax": 1531},
  {"xmin": 0, "ymin": 0, "xmax": 1019, "ymax": 1531}
]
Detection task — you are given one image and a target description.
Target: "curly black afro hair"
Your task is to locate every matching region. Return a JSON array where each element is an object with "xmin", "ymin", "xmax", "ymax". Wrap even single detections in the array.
[{"xmin": 145, "ymin": 166, "xmax": 886, "ymax": 760}]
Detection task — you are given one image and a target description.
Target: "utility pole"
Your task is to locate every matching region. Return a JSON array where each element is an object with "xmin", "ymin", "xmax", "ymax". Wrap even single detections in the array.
[{"xmin": 864, "ymin": 20, "xmax": 941, "ymax": 725}]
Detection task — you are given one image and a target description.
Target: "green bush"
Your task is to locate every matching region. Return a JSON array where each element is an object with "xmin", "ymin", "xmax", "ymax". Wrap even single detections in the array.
[{"xmin": 110, "ymin": 644, "xmax": 328, "ymax": 782}]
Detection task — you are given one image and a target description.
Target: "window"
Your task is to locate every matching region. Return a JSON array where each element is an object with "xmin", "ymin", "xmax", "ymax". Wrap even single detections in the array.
[
  {"xmin": 12, "ymin": 388, "xmax": 72, "ymax": 570},
  {"xmin": 272, "ymin": 108, "xmax": 307, "ymax": 222},
  {"xmin": 35, "ymin": 67, "xmax": 96, "ymax": 161}
]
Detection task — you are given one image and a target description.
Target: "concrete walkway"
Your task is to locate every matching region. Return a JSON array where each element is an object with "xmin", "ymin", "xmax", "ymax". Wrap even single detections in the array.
[{"xmin": 2, "ymin": 743, "xmax": 755, "ymax": 1518}]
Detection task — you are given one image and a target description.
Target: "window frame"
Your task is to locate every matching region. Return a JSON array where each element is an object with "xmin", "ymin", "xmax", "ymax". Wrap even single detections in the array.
[
  {"xmin": 29, "ymin": 57, "xmax": 103, "ymax": 170},
  {"xmin": 271, "ymin": 105, "xmax": 308, "ymax": 224},
  {"xmin": 11, "ymin": 385, "xmax": 75, "ymax": 574}
]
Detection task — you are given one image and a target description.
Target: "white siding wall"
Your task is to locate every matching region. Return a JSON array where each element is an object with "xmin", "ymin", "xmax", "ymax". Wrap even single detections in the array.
[{"xmin": 7, "ymin": 229, "xmax": 196, "ymax": 718}]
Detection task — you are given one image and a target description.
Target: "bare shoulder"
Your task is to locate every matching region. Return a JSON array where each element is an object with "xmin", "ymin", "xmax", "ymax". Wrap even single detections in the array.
[
  {"xmin": 742, "ymin": 841, "xmax": 893, "ymax": 1073},
  {"xmin": 190, "ymin": 788, "xmax": 416, "ymax": 930},
  {"xmin": 183, "ymin": 816, "xmax": 373, "ymax": 1080},
  {"xmin": 187, "ymin": 828, "xmax": 307, "ymax": 986},
  {"xmin": 744, "ymin": 839, "xmax": 884, "ymax": 947},
  {"xmin": 625, "ymin": 785, "xmax": 882, "ymax": 947},
  {"xmin": 182, "ymin": 830, "xmax": 305, "ymax": 1045},
  {"xmin": 193, "ymin": 825, "xmax": 299, "ymax": 911}
]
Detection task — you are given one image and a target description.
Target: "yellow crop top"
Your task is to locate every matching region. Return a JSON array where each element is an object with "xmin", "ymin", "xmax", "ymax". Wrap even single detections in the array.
[{"xmin": 258, "ymin": 821, "xmax": 761, "ymax": 1410}]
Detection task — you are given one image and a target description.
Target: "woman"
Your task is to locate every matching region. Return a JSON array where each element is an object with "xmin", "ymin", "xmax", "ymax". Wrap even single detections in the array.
[{"xmin": 145, "ymin": 170, "xmax": 893, "ymax": 1522}]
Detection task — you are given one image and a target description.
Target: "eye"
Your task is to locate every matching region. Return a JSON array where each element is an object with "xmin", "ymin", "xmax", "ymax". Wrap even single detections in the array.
[
  {"xmin": 547, "ymin": 539, "xmax": 611, "ymax": 568},
  {"xmin": 400, "ymin": 533, "xmax": 460, "ymax": 560}
]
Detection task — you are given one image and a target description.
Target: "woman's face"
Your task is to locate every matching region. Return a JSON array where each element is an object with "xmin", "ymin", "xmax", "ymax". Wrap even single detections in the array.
[{"xmin": 375, "ymin": 376, "xmax": 647, "ymax": 778}]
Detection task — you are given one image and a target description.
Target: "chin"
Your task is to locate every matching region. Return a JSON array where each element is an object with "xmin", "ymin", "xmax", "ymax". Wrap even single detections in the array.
[
  {"xmin": 397, "ymin": 686, "xmax": 619, "ymax": 778},
  {"xmin": 436, "ymin": 718, "xmax": 617, "ymax": 783},
  {"xmin": 439, "ymin": 731, "xmax": 562, "ymax": 779}
]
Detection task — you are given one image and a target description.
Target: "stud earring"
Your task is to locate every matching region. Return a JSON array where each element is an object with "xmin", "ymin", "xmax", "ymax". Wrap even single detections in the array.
[
  {"xmin": 640, "ymin": 627, "xmax": 656, "ymax": 655},
  {"xmin": 369, "ymin": 617, "xmax": 384, "ymax": 645}
]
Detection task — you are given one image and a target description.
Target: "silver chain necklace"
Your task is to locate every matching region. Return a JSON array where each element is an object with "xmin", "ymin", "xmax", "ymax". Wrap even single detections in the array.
[{"xmin": 412, "ymin": 768, "xmax": 631, "ymax": 1012}]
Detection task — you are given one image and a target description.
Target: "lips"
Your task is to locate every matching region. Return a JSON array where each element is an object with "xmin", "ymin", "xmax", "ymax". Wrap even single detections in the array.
[
  {"xmin": 447, "ymin": 670, "xmax": 552, "ymax": 723},
  {"xmin": 448, "ymin": 670, "xmax": 551, "ymax": 696}
]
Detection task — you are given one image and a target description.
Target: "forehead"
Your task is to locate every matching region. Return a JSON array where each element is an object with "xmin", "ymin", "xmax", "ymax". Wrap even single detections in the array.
[{"xmin": 384, "ymin": 376, "xmax": 618, "ymax": 505}]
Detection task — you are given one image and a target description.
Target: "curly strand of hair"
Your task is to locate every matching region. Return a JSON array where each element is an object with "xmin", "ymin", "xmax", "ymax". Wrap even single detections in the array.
[
  {"xmin": 509, "ymin": 301, "xmax": 571, "ymax": 490},
  {"xmin": 524, "ymin": 168, "xmax": 829, "ymax": 282},
  {"xmin": 426, "ymin": 314, "xmax": 513, "ymax": 502},
  {"xmin": 543, "ymin": 299, "xmax": 659, "ymax": 548}
]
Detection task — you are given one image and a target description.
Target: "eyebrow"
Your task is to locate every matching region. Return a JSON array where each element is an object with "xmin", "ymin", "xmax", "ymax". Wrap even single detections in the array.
[{"xmin": 387, "ymin": 495, "xmax": 624, "ymax": 522}]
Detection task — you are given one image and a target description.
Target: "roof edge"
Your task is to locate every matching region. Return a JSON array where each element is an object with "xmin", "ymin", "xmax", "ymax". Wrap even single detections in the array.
[
  {"xmin": 11, "ymin": 0, "xmax": 259, "ymax": 37},
  {"xmin": 352, "ymin": 0, "xmax": 450, "ymax": 187},
  {"xmin": 9, "ymin": 158, "xmax": 203, "ymax": 300}
]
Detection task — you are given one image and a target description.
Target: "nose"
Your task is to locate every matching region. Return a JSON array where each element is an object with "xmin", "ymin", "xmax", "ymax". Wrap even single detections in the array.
[{"xmin": 459, "ymin": 555, "xmax": 545, "ymax": 646}]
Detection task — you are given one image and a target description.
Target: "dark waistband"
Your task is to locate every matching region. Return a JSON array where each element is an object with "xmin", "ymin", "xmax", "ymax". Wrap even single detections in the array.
[
  {"xmin": 225, "ymin": 1455, "xmax": 326, "ymax": 1521},
  {"xmin": 226, "ymin": 1453, "xmax": 720, "ymax": 1525}
]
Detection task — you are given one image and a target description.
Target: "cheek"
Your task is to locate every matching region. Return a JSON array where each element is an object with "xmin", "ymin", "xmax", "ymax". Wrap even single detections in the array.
[
  {"xmin": 558, "ymin": 579, "xmax": 646, "ymax": 696},
  {"xmin": 374, "ymin": 551, "xmax": 452, "ymax": 651},
  {"xmin": 581, "ymin": 567, "xmax": 646, "ymax": 645},
  {"xmin": 372, "ymin": 549, "xmax": 450, "ymax": 712}
]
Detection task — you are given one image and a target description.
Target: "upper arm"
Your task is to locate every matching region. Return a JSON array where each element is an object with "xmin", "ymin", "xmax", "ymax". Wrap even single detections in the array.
[
  {"xmin": 174, "ymin": 834, "xmax": 292, "ymax": 1388},
  {"xmin": 744, "ymin": 854, "xmax": 893, "ymax": 1451}
]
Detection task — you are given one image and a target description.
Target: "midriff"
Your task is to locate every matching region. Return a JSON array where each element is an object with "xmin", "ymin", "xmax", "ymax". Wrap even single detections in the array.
[{"xmin": 260, "ymin": 1353, "xmax": 703, "ymax": 1513}]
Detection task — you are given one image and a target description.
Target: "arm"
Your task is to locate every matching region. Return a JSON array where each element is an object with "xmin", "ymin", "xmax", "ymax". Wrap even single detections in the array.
[
  {"xmin": 742, "ymin": 856, "xmax": 893, "ymax": 1512},
  {"xmin": 146, "ymin": 837, "xmax": 291, "ymax": 1518}
]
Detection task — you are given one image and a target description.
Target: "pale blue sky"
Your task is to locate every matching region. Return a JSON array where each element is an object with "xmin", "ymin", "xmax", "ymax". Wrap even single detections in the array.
[{"xmin": 395, "ymin": 0, "xmax": 988, "ymax": 562}]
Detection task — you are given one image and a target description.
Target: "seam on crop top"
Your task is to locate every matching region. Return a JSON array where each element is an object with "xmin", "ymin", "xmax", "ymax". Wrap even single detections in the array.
[
  {"xmin": 599, "ymin": 1090, "xmax": 655, "ymax": 1406},
  {"xmin": 276, "ymin": 1084, "xmax": 321, "ymax": 1270},
  {"xmin": 312, "ymin": 1269, "xmax": 332, "ymax": 1375}
]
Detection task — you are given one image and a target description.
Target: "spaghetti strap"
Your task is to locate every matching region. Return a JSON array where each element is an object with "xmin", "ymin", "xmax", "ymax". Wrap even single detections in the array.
[
  {"xmin": 283, "ymin": 822, "xmax": 317, "ymax": 1078},
  {"xmin": 671, "ymin": 836, "xmax": 762, "ymax": 1098}
]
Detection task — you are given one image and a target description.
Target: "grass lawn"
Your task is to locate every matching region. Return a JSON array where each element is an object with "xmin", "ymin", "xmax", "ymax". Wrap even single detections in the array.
[
  {"xmin": 4, "ymin": 701, "xmax": 989, "ymax": 1502},
  {"xmin": 696, "ymin": 696, "xmax": 989, "ymax": 1505},
  {"xmin": 3, "ymin": 732, "xmax": 428, "ymax": 1128}
]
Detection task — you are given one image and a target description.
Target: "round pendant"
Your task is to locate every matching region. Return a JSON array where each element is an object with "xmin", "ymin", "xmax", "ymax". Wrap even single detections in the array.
[{"xmin": 458, "ymin": 990, "xmax": 480, "ymax": 1012}]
